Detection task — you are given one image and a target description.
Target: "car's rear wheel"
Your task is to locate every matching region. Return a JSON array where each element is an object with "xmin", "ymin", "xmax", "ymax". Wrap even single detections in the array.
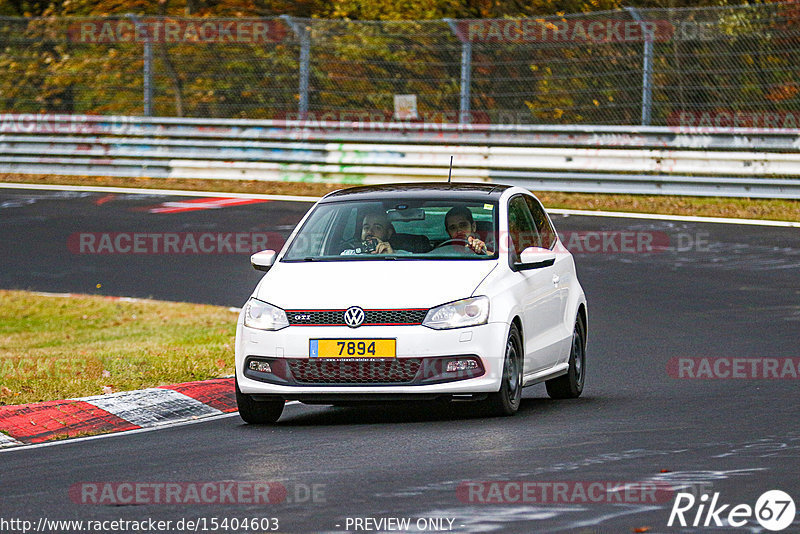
[
  {"xmin": 236, "ymin": 377, "xmax": 284, "ymax": 424},
  {"xmin": 546, "ymin": 317, "xmax": 586, "ymax": 399},
  {"xmin": 485, "ymin": 323, "xmax": 523, "ymax": 416}
]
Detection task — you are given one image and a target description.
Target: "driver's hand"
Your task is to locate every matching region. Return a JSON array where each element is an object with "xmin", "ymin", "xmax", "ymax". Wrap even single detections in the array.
[
  {"xmin": 467, "ymin": 236, "xmax": 488, "ymax": 255},
  {"xmin": 375, "ymin": 240, "xmax": 394, "ymax": 254}
]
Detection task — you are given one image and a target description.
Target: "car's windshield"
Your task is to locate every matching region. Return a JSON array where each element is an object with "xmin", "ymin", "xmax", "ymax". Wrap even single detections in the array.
[{"xmin": 282, "ymin": 198, "xmax": 498, "ymax": 261}]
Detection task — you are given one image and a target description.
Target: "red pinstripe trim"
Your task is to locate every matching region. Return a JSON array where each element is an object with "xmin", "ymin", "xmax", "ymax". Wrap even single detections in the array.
[
  {"xmin": 286, "ymin": 309, "xmax": 428, "ymax": 312},
  {"xmin": 291, "ymin": 322, "xmax": 420, "ymax": 326}
]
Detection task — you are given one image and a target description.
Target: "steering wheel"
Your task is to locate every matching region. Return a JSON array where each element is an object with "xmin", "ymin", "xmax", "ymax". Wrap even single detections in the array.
[
  {"xmin": 337, "ymin": 238, "xmax": 361, "ymax": 252},
  {"xmin": 434, "ymin": 238, "xmax": 471, "ymax": 249}
]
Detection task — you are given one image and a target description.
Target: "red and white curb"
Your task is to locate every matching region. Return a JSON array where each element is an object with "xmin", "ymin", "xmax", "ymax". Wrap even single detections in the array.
[{"xmin": 0, "ymin": 378, "xmax": 236, "ymax": 448}]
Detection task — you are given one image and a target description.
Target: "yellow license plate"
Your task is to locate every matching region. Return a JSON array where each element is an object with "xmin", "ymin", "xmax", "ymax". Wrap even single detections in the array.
[{"xmin": 310, "ymin": 339, "xmax": 396, "ymax": 358}]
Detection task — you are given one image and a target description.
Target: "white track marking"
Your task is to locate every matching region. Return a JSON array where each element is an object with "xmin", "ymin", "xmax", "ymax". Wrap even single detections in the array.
[
  {"xmin": 549, "ymin": 208, "xmax": 800, "ymax": 227},
  {"xmin": 2, "ymin": 182, "xmax": 797, "ymax": 226},
  {"xmin": 80, "ymin": 388, "xmax": 221, "ymax": 427},
  {"xmin": 0, "ymin": 432, "xmax": 23, "ymax": 448}
]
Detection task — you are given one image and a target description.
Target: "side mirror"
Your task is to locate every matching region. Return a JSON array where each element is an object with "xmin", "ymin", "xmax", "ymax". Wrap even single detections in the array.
[
  {"xmin": 515, "ymin": 246, "xmax": 556, "ymax": 271},
  {"xmin": 251, "ymin": 250, "xmax": 277, "ymax": 272}
]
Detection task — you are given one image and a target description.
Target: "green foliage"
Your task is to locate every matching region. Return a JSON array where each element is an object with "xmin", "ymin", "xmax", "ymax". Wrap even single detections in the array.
[
  {"xmin": 0, "ymin": 1, "xmax": 797, "ymax": 124},
  {"xmin": 0, "ymin": 290, "xmax": 236, "ymax": 405}
]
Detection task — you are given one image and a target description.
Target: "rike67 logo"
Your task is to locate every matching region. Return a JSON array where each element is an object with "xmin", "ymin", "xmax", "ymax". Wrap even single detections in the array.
[{"xmin": 668, "ymin": 490, "xmax": 796, "ymax": 531}]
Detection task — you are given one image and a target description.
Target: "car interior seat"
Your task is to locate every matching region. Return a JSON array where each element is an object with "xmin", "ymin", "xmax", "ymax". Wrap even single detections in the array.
[{"xmin": 391, "ymin": 232, "xmax": 432, "ymax": 253}]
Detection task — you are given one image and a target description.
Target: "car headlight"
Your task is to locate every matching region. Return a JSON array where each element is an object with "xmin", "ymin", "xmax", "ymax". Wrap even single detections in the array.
[
  {"xmin": 422, "ymin": 296, "xmax": 489, "ymax": 330},
  {"xmin": 244, "ymin": 298, "xmax": 289, "ymax": 331}
]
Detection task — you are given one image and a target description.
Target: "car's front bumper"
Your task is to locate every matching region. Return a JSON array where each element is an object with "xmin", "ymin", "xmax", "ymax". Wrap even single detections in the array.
[{"xmin": 235, "ymin": 322, "xmax": 508, "ymax": 397}]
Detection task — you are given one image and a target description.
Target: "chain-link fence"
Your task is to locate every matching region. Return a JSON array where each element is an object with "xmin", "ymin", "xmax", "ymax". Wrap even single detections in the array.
[{"xmin": 1, "ymin": 2, "xmax": 798, "ymax": 126}]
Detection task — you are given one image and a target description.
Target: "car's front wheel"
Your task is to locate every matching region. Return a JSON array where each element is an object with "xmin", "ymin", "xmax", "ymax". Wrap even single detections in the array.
[
  {"xmin": 485, "ymin": 323, "xmax": 523, "ymax": 416},
  {"xmin": 236, "ymin": 377, "xmax": 284, "ymax": 424},
  {"xmin": 546, "ymin": 317, "xmax": 586, "ymax": 399}
]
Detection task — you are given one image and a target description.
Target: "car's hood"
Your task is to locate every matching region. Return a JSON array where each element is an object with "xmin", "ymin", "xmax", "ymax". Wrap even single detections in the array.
[{"xmin": 254, "ymin": 260, "xmax": 497, "ymax": 309}]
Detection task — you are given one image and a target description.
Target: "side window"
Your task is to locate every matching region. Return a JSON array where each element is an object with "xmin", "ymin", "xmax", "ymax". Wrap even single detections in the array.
[
  {"xmin": 507, "ymin": 196, "xmax": 540, "ymax": 262},
  {"xmin": 322, "ymin": 205, "xmax": 357, "ymax": 255},
  {"xmin": 524, "ymin": 196, "xmax": 557, "ymax": 250},
  {"xmin": 340, "ymin": 206, "xmax": 358, "ymax": 241},
  {"xmin": 293, "ymin": 205, "xmax": 337, "ymax": 257}
]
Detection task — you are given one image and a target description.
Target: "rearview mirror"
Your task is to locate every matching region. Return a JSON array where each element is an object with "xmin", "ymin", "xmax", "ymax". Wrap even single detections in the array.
[
  {"xmin": 251, "ymin": 250, "xmax": 277, "ymax": 272},
  {"xmin": 387, "ymin": 207, "xmax": 425, "ymax": 222},
  {"xmin": 515, "ymin": 247, "xmax": 556, "ymax": 271}
]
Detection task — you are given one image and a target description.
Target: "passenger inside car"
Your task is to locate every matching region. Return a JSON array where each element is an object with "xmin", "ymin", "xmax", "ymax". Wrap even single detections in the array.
[{"xmin": 443, "ymin": 206, "xmax": 493, "ymax": 255}]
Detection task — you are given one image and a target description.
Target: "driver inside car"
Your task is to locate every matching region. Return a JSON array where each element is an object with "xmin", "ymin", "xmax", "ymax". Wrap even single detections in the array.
[
  {"xmin": 341, "ymin": 210, "xmax": 396, "ymax": 255},
  {"xmin": 444, "ymin": 206, "xmax": 492, "ymax": 255}
]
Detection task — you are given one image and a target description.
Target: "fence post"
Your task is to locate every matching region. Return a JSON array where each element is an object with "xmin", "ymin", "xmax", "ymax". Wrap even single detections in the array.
[
  {"xmin": 143, "ymin": 38, "xmax": 153, "ymax": 117},
  {"xmin": 282, "ymin": 15, "xmax": 310, "ymax": 119},
  {"xmin": 625, "ymin": 7, "xmax": 653, "ymax": 126},
  {"xmin": 126, "ymin": 14, "xmax": 153, "ymax": 116},
  {"xmin": 444, "ymin": 19, "xmax": 472, "ymax": 125}
]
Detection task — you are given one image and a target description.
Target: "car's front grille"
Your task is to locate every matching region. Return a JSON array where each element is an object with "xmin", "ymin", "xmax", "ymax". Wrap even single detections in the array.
[
  {"xmin": 288, "ymin": 359, "xmax": 421, "ymax": 384},
  {"xmin": 286, "ymin": 309, "xmax": 428, "ymax": 326}
]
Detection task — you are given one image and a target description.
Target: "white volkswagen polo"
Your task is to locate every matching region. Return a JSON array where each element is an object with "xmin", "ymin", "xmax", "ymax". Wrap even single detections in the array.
[{"xmin": 235, "ymin": 183, "xmax": 587, "ymax": 423}]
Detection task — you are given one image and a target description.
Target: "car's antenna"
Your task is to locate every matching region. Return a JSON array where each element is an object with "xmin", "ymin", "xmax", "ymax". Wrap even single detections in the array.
[{"xmin": 447, "ymin": 155, "xmax": 453, "ymax": 183}]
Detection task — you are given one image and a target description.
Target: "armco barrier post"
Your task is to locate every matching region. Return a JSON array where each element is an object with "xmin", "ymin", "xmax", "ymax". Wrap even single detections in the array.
[
  {"xmin": 126, "ymin": 14, "xmax": 153, "ymax": 117},
  {"xmin": 625, "ymin": 7, "xmax": 653, "ymax": 126},
  {"xmin": 281, "ymin": 15, "xmax": 311, "ymax": 119},
  {"xmin": 444, "ymin": 19, "xmax": 472, "ymax": 125}
]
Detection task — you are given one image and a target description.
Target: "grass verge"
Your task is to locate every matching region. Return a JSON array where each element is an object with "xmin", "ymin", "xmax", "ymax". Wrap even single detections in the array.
[
  {"xmin": 2, "ymin": 173, "xmax": 799, "ymax": 222},
  {"xmin": 0, "ymin": 290, "xmax": 236, "ymax": 406}
]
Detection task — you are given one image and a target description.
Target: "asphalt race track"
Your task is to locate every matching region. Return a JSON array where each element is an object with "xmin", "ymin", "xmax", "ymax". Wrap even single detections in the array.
[{"xmin": 1, "ymin": 187, "xmax": 799, "ymax": 533}]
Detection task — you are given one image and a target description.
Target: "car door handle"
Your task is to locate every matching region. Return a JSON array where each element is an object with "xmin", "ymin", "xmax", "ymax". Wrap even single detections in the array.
[{"xmin": 552, "ymin": 274, "xmax": 560, "ymax": 285}]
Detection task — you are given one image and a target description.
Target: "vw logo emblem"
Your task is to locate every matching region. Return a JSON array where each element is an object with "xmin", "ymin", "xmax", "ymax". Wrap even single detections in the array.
[{"xmin": 343, "ymin": 306, "xmax": 365, "ymax": 328}]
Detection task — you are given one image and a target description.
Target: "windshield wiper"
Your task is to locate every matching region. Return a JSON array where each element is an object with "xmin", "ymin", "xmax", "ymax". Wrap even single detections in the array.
[{"xmin": 302, "ymin": 257, "xmax": 316, "ymax": 261}]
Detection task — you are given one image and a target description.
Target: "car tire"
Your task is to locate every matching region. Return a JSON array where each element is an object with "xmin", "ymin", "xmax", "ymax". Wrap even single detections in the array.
[
  {"xmin": 546, "ymin": 317, "xmax": 586, "ymax": 399},
  {"xmin": 236, "ymin": 377, "xmax": 284, "ymax": 424},
  {"xmin": 485, "ymin": 323, "xmax": 523, "ymax": 416}
]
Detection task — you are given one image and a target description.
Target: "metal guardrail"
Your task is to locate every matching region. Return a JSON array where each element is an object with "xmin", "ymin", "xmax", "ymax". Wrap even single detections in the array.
[{"xmin": 1, "ymin": 114, "xmax": 799, "ymax": 198}]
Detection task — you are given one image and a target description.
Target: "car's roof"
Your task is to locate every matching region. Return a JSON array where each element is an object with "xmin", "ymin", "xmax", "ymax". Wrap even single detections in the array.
[{"xmin": 320, "ymin": 182, "xmax": 513, "ymax": 203}]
